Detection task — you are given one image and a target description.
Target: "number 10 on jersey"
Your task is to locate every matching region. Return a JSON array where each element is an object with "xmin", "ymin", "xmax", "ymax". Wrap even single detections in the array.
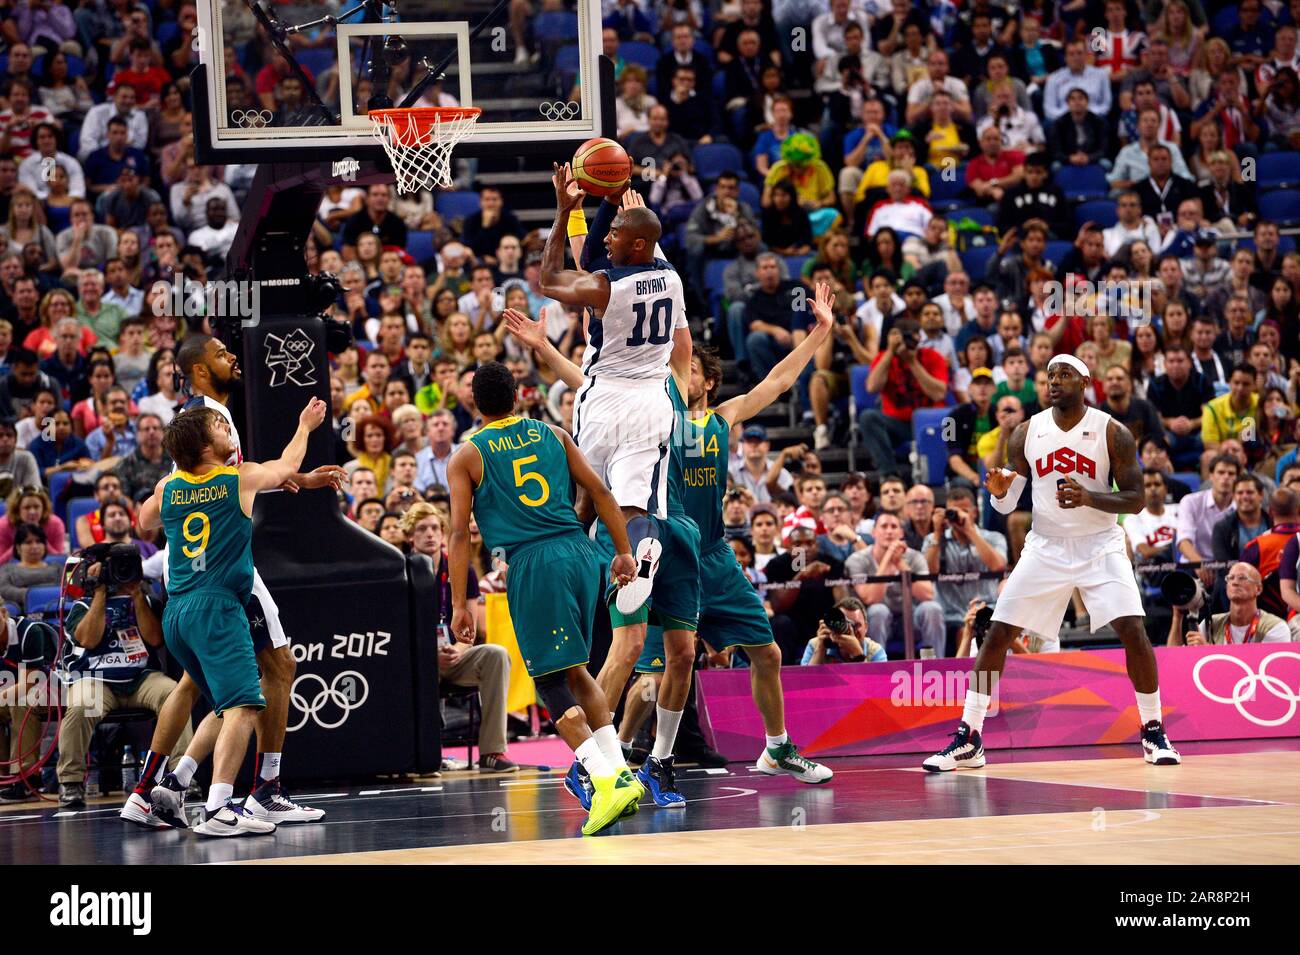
[{"xmin": 626, "ymin": 298, "xmax": 673, "ymax": 346}]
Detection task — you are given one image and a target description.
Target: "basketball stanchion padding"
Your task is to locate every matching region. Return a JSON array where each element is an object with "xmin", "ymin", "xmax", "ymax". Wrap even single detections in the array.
[{"xmin": 369, "ymin": 106, "xmax": 482, "ymax": 193}]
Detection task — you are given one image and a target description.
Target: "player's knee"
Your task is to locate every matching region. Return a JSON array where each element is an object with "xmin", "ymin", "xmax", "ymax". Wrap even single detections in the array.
[
  {"xmin": 535, "ymin": 670, "xmax": 580, "ymax": 723},
  {"xmin": 261, "ymin": 646, "xmax": 295, "ymax": 687},
  {"xmin": 748, "ymin": 642, "xmax": 781, "ymax": 671},
  {"xmin": 985, "ymin": 621, "xmax": 1019, "ymax": 648}
]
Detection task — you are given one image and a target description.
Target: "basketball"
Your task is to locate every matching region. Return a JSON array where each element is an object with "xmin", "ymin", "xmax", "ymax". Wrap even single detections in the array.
[{"xmin": 572, "ymin": 137, "xmax": 632, "ymax": 197}]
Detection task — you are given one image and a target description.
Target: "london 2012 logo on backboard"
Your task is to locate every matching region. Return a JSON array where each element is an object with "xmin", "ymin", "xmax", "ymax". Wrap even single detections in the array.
[{"xmin": 264, "ymin": 328, "xmax": 317, "ymax": 387}]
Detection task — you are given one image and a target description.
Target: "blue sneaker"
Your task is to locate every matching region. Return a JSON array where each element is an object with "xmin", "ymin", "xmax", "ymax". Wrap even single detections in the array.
[
  {"xmin": 564, "ymin": 761, "xmax": 594, "ymax": 810},
  {"xmin": 636, "ymin": 755, "xmax": 686, "ymax": 809}
]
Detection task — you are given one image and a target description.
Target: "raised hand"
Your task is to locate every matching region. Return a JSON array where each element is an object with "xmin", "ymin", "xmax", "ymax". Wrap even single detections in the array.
[
  {"xmin": 502, "ymin": 307, "xmax": 546, "ymax": 350},
  {"xmin": 620, "ymin": 187, "xmax": 646, "ymax": 210},
  {"xmin": 552, "ymin": 162, "xmax": 586, "ymax": 213},
  {"xmin": 809, "ymin": 281, "xmax": 835, "ymax": 330},
  {"xmin": 984, "ymin": 466, "xmax": 1015, "ymax": 499},
  {"xmin": 299, "ymin": 396, "xmax": 328, "ymax": 430}
]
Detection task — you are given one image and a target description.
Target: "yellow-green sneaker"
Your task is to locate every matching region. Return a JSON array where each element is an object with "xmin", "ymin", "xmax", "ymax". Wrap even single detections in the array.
[
  {"xmin": 582, "ymin": 772, "xmax": 641, "ymax": 836},
  {"xmin": 617, "ymin": 768, "xmax": 643, "ymax": 818}
]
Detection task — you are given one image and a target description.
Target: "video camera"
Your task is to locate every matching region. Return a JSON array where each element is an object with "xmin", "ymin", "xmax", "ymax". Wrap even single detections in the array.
[
  {"xmin": 74, "ymin": 543, "xmax": 143, "ymax": 592},
  {"xmin": 1160, "ymin": 570, "xmax": 1205, "ymax": 613}
]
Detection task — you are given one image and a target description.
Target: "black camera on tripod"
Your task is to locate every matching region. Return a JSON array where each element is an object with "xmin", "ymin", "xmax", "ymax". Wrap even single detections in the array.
[{"xmin": 75, "ymin": 542, "xmax": 143, "ymax": 591}]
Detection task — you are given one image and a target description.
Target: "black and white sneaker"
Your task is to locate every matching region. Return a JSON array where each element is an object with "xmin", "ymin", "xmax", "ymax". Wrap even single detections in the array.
[
  {"xmin": 615, "ymin": 538, "xmax": 662, "ymax": 614},
  {"xmin": 1141, "ymin": 721, "xmax": 1181, "ymax": 765},
  {"xmin": 244, "ymin": 778, "xmax": 325, "ymax": 823},
  {"xmin": 149, "ymin": 773, "xmax": 189, "ymax": 829},
  {"xmin": 922, "ymin": 722, "xmax": 986, "ymax": 772},
  {"xmin": 192, "ymin": 801, "xmax": 277, "ymax": 837}
]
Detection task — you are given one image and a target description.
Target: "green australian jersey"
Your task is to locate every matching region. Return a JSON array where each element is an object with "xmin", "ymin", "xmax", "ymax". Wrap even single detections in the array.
[
  {"xmin": 160, "ymin": 466, "xmax": 253, "ymax": 601},
  {"xmin": 467, "ymin": 416, "xmax": 584, "ymax": 560},
  {"xmin": 680, "ymin": 408, "xmax": 729, "ymax": 548},
  {"xmin": 664, "ymin": 377, "xmax": 690, "ymax": 519}
]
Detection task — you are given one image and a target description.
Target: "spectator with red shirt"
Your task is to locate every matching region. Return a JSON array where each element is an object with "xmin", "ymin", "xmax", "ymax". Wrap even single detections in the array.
[
  {"xmin": 0, "ymin": 78, "xmax": 54, "ymax": 160},
  {"xmin": 111, "ymin": 37, "xmax": 172, "ymax": 108},
  {"xmin": 967, "ymin": 125, "xmax": 1024, "ymax": 204},
  {"xmin": 1241, "ymin": 487, "xmax": 1300, "ymax": 622},
  {"xmin": 858, "ymin": 317, "xmax": 949, "ymax": 476},
  {"xmin": 255, "ymin": 51, "xmax": 315, "ymax": 113}
]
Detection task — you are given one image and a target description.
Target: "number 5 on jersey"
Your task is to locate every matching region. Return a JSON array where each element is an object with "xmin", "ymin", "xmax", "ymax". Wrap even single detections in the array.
[{"xmin": 513, "ymin": 455, "xmax": 550, "ymax": 507}]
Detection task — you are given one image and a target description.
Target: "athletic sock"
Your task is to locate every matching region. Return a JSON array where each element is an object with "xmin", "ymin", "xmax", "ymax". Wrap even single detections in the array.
[
  {"xmin": 258, "ymin": 752, "xmax": 281, "ymax": 782},
  {"xmin": 205, "ymin": 783, "xmax": 233, "ymax": 813},
  {"xmin": 961, "ymin": 690, "xmax": 992, "ymax": 734},
  {"xmin": 575, "ymin": 738, "xmax": 612, "ymax": 779},
  {"xmin": 1135, "ymin": 690, "xmax": 1163, "ymax": 726},
  {"xmin": 173, "ymin": 755, "xmax": 198, "ymax": 788},
  {"xmin": 593, "ymin": 725, "xmax": 628, "ymax": 771},
  {"xmin": 765, "ymin": 732, "xmax": 788, "ymax": 751},
  {"xmin": 651, "ymin": 706, "xmax": 683, "ymax": 760},
  {"xmin": 620, "ymin": 740, "xmax": 633, "ymax": 757},
  {"xmin": 135, "ymin": 751, "xmax": 168, "ymax": 793}
]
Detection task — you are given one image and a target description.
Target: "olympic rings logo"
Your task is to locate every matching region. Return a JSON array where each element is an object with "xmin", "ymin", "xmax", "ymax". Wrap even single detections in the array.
[
  {"xmin": 287, "ymin": 670, "xmax": 370, "ymax": 732},
  {"xmin": 1192, "ymin": 652, "xmax": 1300, "ymax": 728},
  {"xmin": 231, "ymin": 109, "xmax": 273, "ymax": 129},
  {"xmin": 538, "ymin": 101, "xmax": 580, "ymax": 122}
]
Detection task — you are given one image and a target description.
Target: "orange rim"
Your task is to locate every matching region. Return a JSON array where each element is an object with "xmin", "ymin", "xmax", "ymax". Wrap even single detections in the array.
[{"xmin": 368, "ymin": 106, "xmax": 482, "ymax": 133}]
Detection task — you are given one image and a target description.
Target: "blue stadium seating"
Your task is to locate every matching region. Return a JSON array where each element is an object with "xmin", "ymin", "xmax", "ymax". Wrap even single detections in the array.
[
  {"xmin": 1075, "ymin": 198, "xmax": 1119, "ymax": 229},
  {"xmin": 1235, "ymin": 234, "xmax": 1298, "ymax": 254},
  {"xmin": 928, "ymin": 163, "xmax": 968, "ymax": 212},
  {"xmin": 784, "ymin": 254, "xmax": 811, "ymax": 278},
  {"xmin": 1044, "ymin": 239, "xmax": 1074, "ymax": 264},
  {"xmin": 1211, "ymin": 5, "xmax": 1239, "ymax": 34},
  {"xmin": 694, "ymin": 143, "xmax": 744, "ymax": 181},
  {"xmin": 407, "ymin": 230, "xmax": 438, "ymax": 265},
  {"xmin": 68, "ymin": 498, "xmax": 99, "ymax": 533},
  {"xmin": 1054, "ymin": 163, "xmax": 1108, "ymax": 201},
  {"xmin": 24, "ymin": 585, "xmax": 61, "ymax": 616},
  {"xmin": 738, "ymin": 180, "xmax": 761, "ymax": 211},
  {"xmin": 555, "ymin": 44, "xmax": 581, "ymax": 80},
  {"xmin": 534, "ymin": 11, "xmax": 578, "ymax": 40},
  {"xmin": 704, "ymin": 258, "xmax": 732, "ymax": 316},
  {"xmin": 48, "ymin": 472, "xmax": 73, "ymax": 526},
  {"xmin": 619, "ymin": 41, "xmax": 659, "ymax": 71},
  {"xmin": 296, "ymin": 47, "xmax": 336, "ymax": 78},
  {"xmin": 434, "ymin": 190, "xmax": 482, "ymax": 220},
  {"xmin": 1260, "ymin": 189, "xmax": 1300, "ymax": 225},
  {"xmin": 959, "ymin": 245, "xmax": 996, "ymax": 278},
  {"xmin": 156, "ymin": 21, "xmax": 180, "ymax": 47},
  {"xmin": 913, "ymin": 406, "xmax": 955, "ymax": 485},
  {"xmin": 849, "ymin": 364, "xmax": 877, "ymax": 414},
  {"xmin": 1257, "ymin": 152, "xmax": 1300, "ymax": 190}
]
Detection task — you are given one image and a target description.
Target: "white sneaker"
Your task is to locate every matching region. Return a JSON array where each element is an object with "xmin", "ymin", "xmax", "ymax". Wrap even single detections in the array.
[
  {"xmin": 1141, "ymin": 721, "xmax": 1182, "ymax": 765},
  {"xmin": 615, "ymin": 537, "xmax": 662, "ymax": 614},
  {"xmin": 244, "ymin": 778, "xmax": 326, "ymax": 823},
  {"xmin": 756, "ymin": 742, "xmax": 833, "ymax": 783},
  {"xmin": 119, "ymin": 791, "xmax": 167, "ymax": 829},
  {"xmin": 193, "ymin": 802, "xmax": 277, "ymax": 837},
  {"xmin": 514, "ymin": 46, "xmax": 530, "ymax": 64},
  {"xmin": 921, "ymin": 722, "xmax": 986, "ymax": 772},
  {"xmin": 814, "ymin": 424, "xmax": 831, "ymax": 450}
]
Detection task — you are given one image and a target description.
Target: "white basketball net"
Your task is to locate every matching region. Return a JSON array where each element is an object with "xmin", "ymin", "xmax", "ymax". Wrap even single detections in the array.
[{"xmin": 369, "ymin": 108, "xmax": 480, "ymax": 193}]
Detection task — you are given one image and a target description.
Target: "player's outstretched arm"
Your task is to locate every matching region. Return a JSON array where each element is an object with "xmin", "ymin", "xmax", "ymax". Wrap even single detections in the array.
[
  {"xmin": 137, "ymin": 475, "xmax": 169, "ymax": 532},
  {"xmin": 446, "ymin": 444, "xmax": 481, "ymax": 642},
  {"xmin": 717, "ymin": 282, "xmax": 835, "ymax": 429},
  {"xmin": 237, "ymin": 398, "xmax": 328, "ymax": 512},
  {"xmin": 669, "ymin": 324, "xmax": 693, "ymax": 400},
  {"xmin": 553, "ymin": 425, "xmax": 636, "ymax": 586},
  {"xmin": 1058, "ymin": 419, "xmax": 1144, "ymax": 513},
  {"xmin": 501, "ymin": 308, "xmax": 585, "ymax": 390},
  {"xmin": 540, "ymin": 164, "xmax": 612, "ymax": 311}
]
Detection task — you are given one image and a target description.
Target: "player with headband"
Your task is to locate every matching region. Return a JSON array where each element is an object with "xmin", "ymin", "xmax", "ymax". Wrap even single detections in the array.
[{"xmin": 923, "ymin": 352, "xmax": 1181, "ymax": 771}]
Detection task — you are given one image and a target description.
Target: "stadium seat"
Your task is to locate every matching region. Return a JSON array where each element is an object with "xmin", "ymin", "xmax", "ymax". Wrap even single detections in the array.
[
  {"xmin": 296, "ymin": 47, "xmax": 336, "ymax": 78},
  {"xmin": 48, "ymin": 471, "xmax": 73, "ymax": 526},
  {"xmin": 44, "ymin": 555, "xmax": 66, "ymax": 566},
  {"xmin": 694, "ymin": 142, "xmax": 744, "ymax": 181},
  {"xmin": 24, "ymin": 584, "xmax": 61, "ymax": 616},
  {"xmin": 928, "ymin": 163, "xmax": 968, "ymax": 212},
  {"xmin": 65, "ymin": 55, "xmax": 86, "ymax": 78},
  {"xmin": 1075, "ymin": 198, "xmax": 1119, "ymax": 229},
  {"xmin": 555, "ymin": 43, "xmax": 581, "ymax": 81},
  {"xmin": 1044, "ymin": 239, "xmax": 1074, "ymax": 264},
  {"xmin": 959, "ymin": 244, "xmax": 996, "ymax": 278},
  {"xmin": 1172, "ymin": 472, "xmax": 1201, "ymax": 492},
  {"xmin": 784, "ymin": 254, "xmax": 811, "ymax": 278},
  {"xmin": 705, "ymin": 258, "xmax": 733, "ymax": 318},
  {"xmin": 619, "ymin": 41, "xmax": 659, "ymax": 70},
  {"xmin": 434, "ymin": 190, "xmax": 481, "ymax": 220},
  {"xmin": 1260, "ymin": 189, "xmax": 1300, "ymax": 225},
  {"xmin": 849, "ymin": 364, "xmax": 877, "ymax": 414},
  {"xmin": 913, "ymin": 406, "xmax": 954, "ymax": 485},
  {"xmin": 1211, "ymin": 5, "xmax": 1239, "ymax": 34},
  {"xmin": 407, "ymin": 230, "xmax": 437, "ymax": 264},
  {"xmin": 1257, "ymin": 152, "xmax": 1300, "ymax": 190},
  {"xmin": 712, "ymin": 70, "xmax": 726, "ymax": 101},
  {"xmin": 3, "ymin": 602, "xmax": 17, "ymax": 618},
  {"xmin": 738, "ymin": 180, "xmax": 760, "ymax": 211},
  {"xmin": 1235, "ymin": 234, "xmax": 1298, "ymax": 254},
  {"xmin": 534, "ymin": 10, "xmax": 577, "ymax": 41},
  {"xmin": 950, "ymin": 206, "xmax": 994, "ymax": 227},
  {"xmin": 156, "ymin": 21, "xmax": 180, "ymax": 47},
  {"xmin": 67, "ymin": 498, "xmax": 99, "ymax": 533},
  {"xmin": 1054, "ymin": 163, "xmax": 1108, "ymax": 201}
]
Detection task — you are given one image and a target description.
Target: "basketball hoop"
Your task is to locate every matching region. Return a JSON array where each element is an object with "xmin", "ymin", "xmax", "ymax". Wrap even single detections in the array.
[{"xmin": 368, "ymin": 106, "xmax": 481, "ymax": 193}]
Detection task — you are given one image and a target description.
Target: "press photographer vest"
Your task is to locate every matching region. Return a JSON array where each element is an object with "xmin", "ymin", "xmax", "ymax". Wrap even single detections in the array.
[
  {"xmin": 1208, "ymin": 610, "xmax": 1286, "ymax": 645},
  {"xmin": 60, "ymin": 593, "xmax": 152, "ymax": 687}
]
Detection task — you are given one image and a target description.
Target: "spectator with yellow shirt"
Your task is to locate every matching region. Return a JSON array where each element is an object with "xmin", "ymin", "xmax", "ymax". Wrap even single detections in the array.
[
  {"xmin": 1201, "ymin": 363, "xmax": 1261, "ymax": 474},
  {"xmin": 762, "ymin": 133, "xmax": 837, "ymax": 236},
  {"xmin": 910, "ymin": 90, "xmax": 978, "ymax": 168},
  {"xmin": 852, "ymin": 131, "xmax": 931, "ymax": 207}
]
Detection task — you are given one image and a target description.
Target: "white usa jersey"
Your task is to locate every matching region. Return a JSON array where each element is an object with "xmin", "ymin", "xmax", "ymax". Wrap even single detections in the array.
[
  {"xmin": 180, "ymin": 394, "xmax": 242, "ymax": 464},
  {"xmin": 1024, "ymin": 405, "xmax": 1116, "ymax": 538},
  {"xmin": 581, "ymin": 258, "xmax": 686, "ymax": 381}
]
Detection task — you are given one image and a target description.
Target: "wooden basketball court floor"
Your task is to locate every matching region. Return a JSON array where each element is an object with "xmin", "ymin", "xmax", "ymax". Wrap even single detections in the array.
[{"xmin": 3, "ymin": 738, "xmax": 1296, "ymax": 865}]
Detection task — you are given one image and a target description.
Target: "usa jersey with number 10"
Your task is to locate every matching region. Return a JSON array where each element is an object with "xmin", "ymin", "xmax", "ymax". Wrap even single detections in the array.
[
  {"xmin": 1023, "ymin": 405, "xmax": 1117, "ymax": 539},
  {"xmin": 581, "ymin": 259, "xmax": 686, "ymax": 381}
]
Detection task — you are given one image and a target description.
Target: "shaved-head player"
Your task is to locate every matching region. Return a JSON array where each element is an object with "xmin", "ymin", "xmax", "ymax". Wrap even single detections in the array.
[{"xmin": 924, "ymin": 354, "xmax": 1180, "ymax": 771}]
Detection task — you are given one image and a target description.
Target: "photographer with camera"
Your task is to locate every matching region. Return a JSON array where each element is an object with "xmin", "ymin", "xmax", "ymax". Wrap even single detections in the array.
[
  {"xmin": 55, "ymin": 542, "xmax": 192, "ymax": 808},
  {"xmin": 802, "ymin": 597, "xmax": 886, "ymax": 664},
  {"xmin": 922, "ymin": 486, "xmax": 1007, "ymax": 651},
  {"xmin": 1168, "ymin": 562, "xmax": 1291, "ymax": 645},
  {"xmin": 860, "ymin": 317, "xmax": 949, "ymax": 478},
  {"xmin": 847, "ymin": 510, "xmax": 944, "ymax": 657}
]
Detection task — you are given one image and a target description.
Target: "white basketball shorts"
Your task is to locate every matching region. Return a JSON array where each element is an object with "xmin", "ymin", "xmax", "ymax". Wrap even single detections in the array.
[
  {"xmin": 572, "ymin": 375, "xmax": 672, "ymax": 519},
  {"xmin": 992, "ymin": 525, "xmax": 1144, "ymax": 636},
  {"xmin": 248, "ymin": 567, "xmax": 290, "ymax": 652}
]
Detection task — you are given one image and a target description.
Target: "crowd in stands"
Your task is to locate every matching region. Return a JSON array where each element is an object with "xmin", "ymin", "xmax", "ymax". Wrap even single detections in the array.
[{"xmin": 0, "ymin": 0, "xmax": 1295, "ymax": 685}]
